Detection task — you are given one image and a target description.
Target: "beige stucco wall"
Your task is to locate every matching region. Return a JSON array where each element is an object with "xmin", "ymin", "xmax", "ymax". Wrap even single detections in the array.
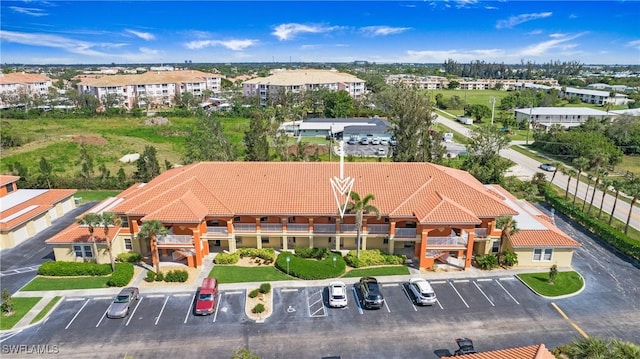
[
  {"xmin": 0, "ymin": 233, "xmax": 14, "ymax": 250},
  {"xmin": 52, "ymin": 244, "xmax": 111, "ymax": 264},
  {"xmin": 513, "ymin": 248, "xmax": 575, "ymax": 267}
]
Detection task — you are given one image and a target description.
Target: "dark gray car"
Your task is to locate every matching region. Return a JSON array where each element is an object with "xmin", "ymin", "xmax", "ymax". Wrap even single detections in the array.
[{"xmin": 107, "ymin": 287, "xmax": 139, "ymax": 319}]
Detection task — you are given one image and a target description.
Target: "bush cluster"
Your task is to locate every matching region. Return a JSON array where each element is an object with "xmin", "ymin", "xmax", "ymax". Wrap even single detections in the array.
[
  {"xmin": 500, "ymin": 250, "xmax": 519, "ymax": 267},
  {"xmin": 475, "ymin": 254, "xmax": 499, "ymax": 270},
  {"xmin": 237, "ymin": 248, "xmax": 276, "ymax": 262},
  {"xmin": 248, "ymin": 289, "xmax": 260, "ymax": 298},
  {"xmin": 295, "ymin": 247, "xmax": 331, "ymax": 260},
  {"xmin": 259, "ymin": 283, "xmax": 271, "ymax": 294},
  {"xmin": 252, "ymin": 303, "xmax": 265, "ymax": 314},
  {"xmin": 275, "ymin": 251, "xmax": 345, "ymax": 280},
  {"xmin": 164, "ymin": 269, "xmax": 188, "ymax": 282},
  {"xmin": 155, "ymin": 271, "xmax": 165, "ymax": 282},
  {"xmin": 38, "ymin": 261, "xmax": 112, "ymax": 276},
  {"xmin": 343, "ymin": 249, "xmax": 406, "ymax": 268},
  {"xmin": 106, "ymin": 263, "xmax": 134, "ymax": 287},
  {"xmin": 116, "ymin": 252, "xmax": 142, "ymax": 263},
  {"xmin": 145, "ymin": 270, "xmax": 156, "ymax": 283},
  {"xmin": 214, "ymin": 252, "xmax": 240, "ymax": 264}
]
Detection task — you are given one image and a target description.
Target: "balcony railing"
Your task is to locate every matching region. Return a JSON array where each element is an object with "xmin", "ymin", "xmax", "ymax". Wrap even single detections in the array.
[
  {"xmin": 261, "ymin": 223, "xmax": 283, "ymax": 232},
  {"xmin": 367, "ymin": 224, "xmax": 390, "ymax": 234},
  {"xmin": 313, "ymin": 224, "xmax": 336, "ymax": 233},
  {"xmin": 287, "ymin": 224, "xmax": 309, "ymax": 232},
  {"xmin": 340, "ymin": 224, "xmax": 357, "ymax": 233},
  {"xmin": 395, "ymin": 228, "xmax": 417, "ymax": 237},
  {"xmin": 206, "ymin": 226, "xmax": 228, "ymax": 234},
  {"xmin": 234, "ymin": 223, "xmax": 257, "ymax": 232},
  {"xmin": 156, "ymin": 235, "xmax": 193, "ymax": 245},
  {"xmin": 474, "ymin": 228, "xmax": 488, "ymax": 238},
  {"xmin": 427, "ymin": 236, "xmax": 467, "ymax": 247}
]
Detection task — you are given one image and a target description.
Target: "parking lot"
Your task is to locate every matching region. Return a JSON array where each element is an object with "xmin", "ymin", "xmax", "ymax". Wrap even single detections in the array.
[
  {"xmin": 36, "ymin": 274, "xmax": 548, "ymax": 335},
  {"xmin": 341, "ymin": 141, "xmax": 466, "ymax": 158}
]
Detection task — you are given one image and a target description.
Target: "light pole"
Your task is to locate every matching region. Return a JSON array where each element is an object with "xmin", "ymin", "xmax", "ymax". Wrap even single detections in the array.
[
  {"xmin": 489, "ymin": 97, "xmax": 496, "ymax": 126},
  {"xmin": 286, "ymin": 255, "xmax": 290, "ymax": 275},
  {"xmin": 525, "ymin": 105, "xmax": 533, "ymax": 145},
  {"xmin": 332, "ymin": 255, "xmax": 337, "ymax": 268}
]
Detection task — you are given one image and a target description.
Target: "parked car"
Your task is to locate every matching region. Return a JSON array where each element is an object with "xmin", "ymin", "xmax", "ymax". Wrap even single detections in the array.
[
  {"xmin": 380, "ymin": 138, "xmax": 389, "ymax": 145},
  {"xmin": 359, "ymin": 277, "xmax": 384, "ymax": 309},
  {"xmin": 389, "ymin": 138, "xmax": 397, "ymax": 146},
  {"xmin": 408, "ymin": 278, "xmax": 437, "ymax": 305},
  {"xmin": 195, "ymin": 277, "xmax": 219, "ymax": 315},
  {"xmin": 377, "ymin": 148, "xmax": 386, "ymax": 156},
  {"xmin": 360, "ymin": 138, "xmax": 370, "ymax": 145},
  {"xmin": 107, "ymin": 287, "xmax": 139, "ymax": 318},
  {"xmin": 454, "ymin": 338, "xmax": 477, "ymax": 356},
  {"xmin": 328, "ymin": 281, "xmax": 348, "ymax": 308},
  {"xmin": 539, "ymin": 163, "xmax": 556, "ymax": 172},
  {"xmin": 347, "ymin": 138, "xmax": 357, "ymax": 145},
  {"xmin": 371, "ymin": 137, "xmax": 380, "ymax": 145}
]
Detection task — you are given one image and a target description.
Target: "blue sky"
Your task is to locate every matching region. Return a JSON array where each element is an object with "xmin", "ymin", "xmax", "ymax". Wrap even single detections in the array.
[{"xmin": 1, "ymin": 1, "xmax": 639, "ymax": 65}]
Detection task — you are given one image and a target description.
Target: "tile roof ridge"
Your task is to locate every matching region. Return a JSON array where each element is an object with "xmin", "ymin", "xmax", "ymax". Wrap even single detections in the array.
[
  {"xmin": 388, "ymin": 176, "xmax": 434, "ymax": 216},
  {"xmin": 419, "ymin": 192, "xmax": 480, "ymax": 223},
  {"xmin": 187, "ymin": 175, "xmax": 234, "ymax": 215},
  {"xmin": 144, "ymin": 190, "xmax": 207, "ymax": 222},
  {"xmin": 534, "ymin": 343, "xmax": 553, "ymax": 359}
]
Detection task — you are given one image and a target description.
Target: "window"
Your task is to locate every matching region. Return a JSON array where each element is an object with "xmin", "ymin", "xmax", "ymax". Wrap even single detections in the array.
[
  {"xmin": 260, "ymin": 217, "xmax": 268, "ymax": 222},
  {"xmin": 73, "ymin": 245, "xmax": 83, "ymax": 257},
  {"xmin": 491, "ymin": 241, "xmax": 500, "ymax": 254},
  {"xmin": 124, "ymin": 238, "xmax": 133, "ymax": 251},
  {"xmin": 533, "ymin": 248, "xmax": 553, "ymax": 262},
  {"xmin": 73, "ymin": 245, "xmax": 93, "ymax": 258},
  {"xmin": 120, "ymin": 216, "xmax": 129, "ymax": 228},
  {"xmin": 6, "ymin": 183, "xmax": 15, "ymax": 193},
  {"xmin": 261, "ymin": 238, "xmax": 269, "ymax": 244},
  {"xmin": 233, "ymin": 217, "xmax": 241, "ymax": 222},
  {"xmin": 543, "ymin": 248, "xmax": 552, "ymax": 261}
]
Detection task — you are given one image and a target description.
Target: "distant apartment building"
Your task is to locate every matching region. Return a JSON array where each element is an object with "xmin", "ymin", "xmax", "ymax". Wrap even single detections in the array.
[
  {"xmin": 386, "ymin": 75, "xmax": 558, "ymax": 91},
  {"xmin": 77, "ymin": 70, "xmax": 222, "ymax": 109},
  {"xmin": 242, "ymin": 69, "xmax": 366, "ymax": 105},
  {"xmin": 562, "ymin": 87, "xmax": 629, "ymax": 106},
  {"xmin": 0, "ymin": 72, "xmax": 53, "ymax": 108},
  {"xmin": 514, "ymin": 107, "xmax": 612, "ymax": 128}
]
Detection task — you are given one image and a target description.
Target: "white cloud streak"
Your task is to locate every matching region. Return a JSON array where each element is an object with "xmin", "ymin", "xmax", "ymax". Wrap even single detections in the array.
[
  {"xmin": 496, "ymin": 12, "xmax": 552, "ymax": 29},
  {"xmin": 125, "ymin": 29, "xmax": 155, "ymax": 41},
  {"xmin": 520, "ymin": 32, "xmax": 586, "ymax": 56},
  {"xmin": 185, "ymin": 39, "xmax": 258, "ymax": 51},
  {"xmin": 360, "ymin": 26, "xmax": 411, "ymax": 37},
  {"xmin": 10, "ymin": 6, "xmax": 47, "ymax": 17},
  {"xmin": 271, "ymin": 23, "xmax": 339, "ymax": 41}
]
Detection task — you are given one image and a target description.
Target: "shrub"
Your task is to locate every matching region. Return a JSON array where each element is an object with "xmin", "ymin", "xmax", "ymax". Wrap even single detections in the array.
[
  {"xmin": 38, "ymin": 261, "xmax": 112, "ymax": 276},
  {"xmin": 116, "ymin": 252, "xmax": 142, "ymax": 263},
  {"xmin": 1, "ymin": 289, "xmax": 14, "ymax": 315},
  {"xmin": 214, "ymin": 252, "xmax": 240, "ymax": 264},
  {"xmin": 248, "ymin": 289, "xmax": 260, "ymax": 298},
  {"xmin": 107, "ymin": 263, "xmax": 134, "ymax": 287},
  {"xmin": 343, "ymin": 249, "xmax": 406, "ymax": 268},
  {"xmin": 155, "ymin": 271, "xmax": 164, "ymax": 282},
  {"xmin": 236, "ymin": 248, "xmax": 276, "ymax": 262},
  {"xmin": 259, "ymin": 283, "xmax": 271, "ymax": 294},
  {"xmin": 475, "ymin": 254, "xmax": 499, "ymax": 270},
  {"xmin": 164, "ymin": 269, "xmax": 188, "ymax": 283},
  {"xmin": 252, "ymin": 303, "xmax": 265, "ymax": 314},
  {"xmin": 295, "ymin": 247, "xmax": 330, "ymax": 260},
  {"xmin": 500, "ymin": 250, "xmax": 519, "ymax": 267},
  {"xmin": 145, "ymin": 270, "xmax": 156, "ymax": 283},
  {"xmin": 275, "ymin": 251, "xmax": 345, "ymax": 280}
]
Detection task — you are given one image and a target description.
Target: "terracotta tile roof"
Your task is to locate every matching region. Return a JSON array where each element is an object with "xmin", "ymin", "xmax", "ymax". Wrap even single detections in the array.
[
  {"xmin": 0, "ymin": 175, "xmax": 20, "ymax": 187},
  {"xmin": 142, "ymin": 190, "xmax": 209, "ymax": 223},
  {"xmin": 0, "ymin": 73, "xmax": 52, "ymax": 84},
  {"xmin": 77, "ymin": 70, "xmax": 220, "ymax": 87},
  {"xmin": 441, "ymin": 343, "xmax": 555, "ymax": 359},
  {"xmin": 0, "ymin": 189, "xmax": 76, "ymax": 231},
  {"xmin": 110, "ymin": 162, "xmax": 517, "ymax": 224},
  {"xmin": 46, "ymin": 224, "xmax": 121, "ymax": 244}
]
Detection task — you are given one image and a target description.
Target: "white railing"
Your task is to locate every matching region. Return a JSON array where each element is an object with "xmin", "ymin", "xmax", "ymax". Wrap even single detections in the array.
[
  {"xmin": 474, "ymin": 228, "xmax": 488, "ymax": 238},
  {"xmin": 395, "ymin": 228, "xmax": 417, "ymax": 237},
  {"xmin": 156, "ymin": 235, "xmax": 192, "ymax": 245},
  {"xmin": 287, "ymin": 224, "xmax": 310, "ymax": 232},
  {"xmin": 260, "ymin": 223, "xmax": 283, "ymax": 232},
  {"xmin": 340, "ymin": 224, "xmax": 357, "ymax": 233},
  {"xmin": 207, "ymin": 226, "xmax": 228, "ymax": 234},
  {"xmin": 367, "ymin": 224, "xmax": 390, "ymax": 234},
  {"xmin": 427, "ymin": 236, "xmax": 467, "ymax": 247},
  {"xmin": 234, "ymin": 223, "xmax": 257, "ymax": 232},
  {"xmin": 313, "ymin": 224, "xmax": 336, "ymax": 233}
]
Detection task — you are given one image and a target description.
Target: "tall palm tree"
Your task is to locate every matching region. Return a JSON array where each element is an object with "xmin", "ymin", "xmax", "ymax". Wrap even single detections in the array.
[
  {"xmin": 581, "ymin": 174, "xmax": 593, "ymax": 212},
  {"xmin": 495, "ymin": 216, "xmax": 519, "ymax": 256},
  {"xmin": 622, "ymin": 180, "xmax": 640, "ymax": 235},
  {"xmin": 137, "ymin": 220, "xmax": 168, "ymax": 273},
  {"xmin": 99, "ymin": 212, "xmax": 121, "ymax": 272},
  {"xmin": 77, "ymin": 213, "xmax": 101, "ymax": 263},
  {"xmin": 597, "ymin": 177, "xmax": 613, "ymax": 219},
  {"xmin": 550, "ymin": 161, "xmax": 563, "ymax": 184},
  {"xmin": 572, "ymin": 157, "xmax": 589, "ymax": 206},
  {"xmin": 564, "ymin": 168, "xmax": 578, "ymax": 201},
  {"xmin": 346, "ymin": 191, "xmax": 380, "ymax": 259},
  {"xmin": 609, "ymin": 179, "xmax": 623, "ymax": 226},
  {"xmin": 588, "ymin": 167, "xmax": 607, "ymax": 215}
]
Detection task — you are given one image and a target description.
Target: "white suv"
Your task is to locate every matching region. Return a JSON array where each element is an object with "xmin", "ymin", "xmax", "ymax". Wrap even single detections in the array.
[
  {"xmin": 328, "ymin": 281, "xmax": 348, "ymax": 308},
  {"xmin": 408, "ymin": 278, "xmax": 437, "ymax": 306}
]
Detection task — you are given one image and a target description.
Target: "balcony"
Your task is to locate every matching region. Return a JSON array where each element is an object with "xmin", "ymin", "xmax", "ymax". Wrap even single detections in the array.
[
  {"xmin": 261, "ymin": 223, "xmax": 283, "ymax": 232},
  {"xmin": 367, "ymin": 224, "xmax": 390, "ymax": 234},
  {"xmin": 206, "ymin": 226, "xmax": 228, "ymax": 235},
  {"xmin": 156, "ymin": 234, "xmax": 193, "ymax": 245},
  {"xmin": 427, "ymin": 236, "xmax": 467, "ymax": 247},
  {"xmin": 340, "ymin": 224, "xmax": 357, "ymax": 233},
  {"xmin": 313, "ymin": 224, "xmax": 336, "ymax": 234},
  {"xmin": 395, "ymin": 228, "xmax": 417, "ymax": 238},
  {"xmin": 234, "ymin": 223, "xmax": 257, "ymax": 233},
  {"xmin": 287, "ymin": 224, "xmax": 309, "ymax": 232},
  {"xmin": 474, "ymin": 228, "xmax": 488, "ymax": 238}
]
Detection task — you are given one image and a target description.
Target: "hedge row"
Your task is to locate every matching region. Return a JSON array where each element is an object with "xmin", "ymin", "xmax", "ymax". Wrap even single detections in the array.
[
  {"xmin": 544, "ymin": 186, "xmax": 640, "ymax": 262},
  {"xmin": 214, "ymin": 252, "xmax": 240, "ymax": 264},
  {"xmin": 107, "ymin": 263, "xmax": 134, "ymax": 287},
  {"xmin": 275, "ymin": 252, "xmax": 345, "ymax": 280},
  {"xmin": 295, "ymin": 247, "xmax": 331, "ymax": 260},
  {"xmin": 344, "ymin": 249, "xmax": 407, "ymax": 268},
  {"xmin": 236, "ymin": 248, "xmax": 276, "ymax": 262},
  {"xmin": 116, "ymin": 252, "xmax": 142, "ymax": 263},
  {"xmin": 38, "ymin": 261, "xmax": 112, "ymax": 276}
]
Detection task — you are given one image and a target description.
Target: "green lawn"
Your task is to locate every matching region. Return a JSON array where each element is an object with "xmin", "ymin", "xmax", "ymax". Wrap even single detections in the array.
[
  {"xmin": 75, "ymin": 190, "xmax": 121, "ymax": 202},
  {"xmin": 21, "ymin": 276, "xmax": 112, "ymax": 291},
  {"xmin": 341, "ymin": 266, "xmax": 410, "ymax": 278},
  {"xmin": 517, "ymin": 271, "xmax": 583, "ymax": 297},
  {"xmin": 0, "ymin": 297, "xmax": 41, "ymax": 330},
  {"xmin": 30, "ymin": 296, "xmax": 62, "ymax": 324},
  {"xmin": 209, "ymin": 265, "xmax": 294, "ymax": 283}
]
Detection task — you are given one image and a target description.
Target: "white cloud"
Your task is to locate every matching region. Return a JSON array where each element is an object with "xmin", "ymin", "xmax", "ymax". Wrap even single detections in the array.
[
  {"xmin": 10, "ymin": 6, "xmax": 47, "ymax": 17},
  {"xmin": 496, "ymin": 12, "xmax": 552, "ymax": 29},
  {"xmin": 627, "ymin": 40, "xmax": 640, "ymax": 50},
  {"xmin": 519, "ymin": 33, "xmax": 586, "ymax": 56},
  {"xmin": 527, "ymin": 30, "xmax": 543, "ymax": 36},
  {"xmin": 271, "ymin": 23, "xmax": 339, "ymax": 41},
  {"xmin": 185, "ymin": 39, "xmax": 257, "ymax": 51},
  {"xmin": 300, "ymin": 44, "xmax": 319, "ymax": 50},
  {"xmin": 405, "ymin": 49, "xmax": 505, "ymax": 63},
  {"xmin": 360, "ymin": 26, "xmax": 411, "ymax": 37},
  {"xmin": 125, "ymin": 29, "xmax": 155, "ymax": 41}
]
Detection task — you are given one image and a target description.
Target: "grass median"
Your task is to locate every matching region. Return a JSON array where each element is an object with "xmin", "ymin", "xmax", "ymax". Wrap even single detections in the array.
[
  {"xmin": 341, "ymin": 266, "xmax": 410, "ymax": 278},
  {"xmin": 0, "ymin": 297, "xmax": 41, "ymax": 330},
  {"xmin": 30, "ymin": 296, "xmax": 62, "ymax": 324},
  {"xmin": 21, "ymin": 276, "xmax": 112, "ymax": 291},
  {"xmin": 209, "ymin": 266, "xmax": 294, "ymax": 284},
  {"xmin": 517, "ymin": 271, "xmax": 583, "ymax": 297}
]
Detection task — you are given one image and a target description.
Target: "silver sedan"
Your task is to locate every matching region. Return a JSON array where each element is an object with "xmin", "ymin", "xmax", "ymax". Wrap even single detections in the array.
[{"xmin": 106, "ymin": 287, "xmax": 139, "ymax": 319}]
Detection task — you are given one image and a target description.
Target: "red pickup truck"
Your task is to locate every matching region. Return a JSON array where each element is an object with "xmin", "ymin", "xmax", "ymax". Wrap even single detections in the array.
[{"xmin": 195, "ymin": 277, "xmax": 218, "ymax": 315}]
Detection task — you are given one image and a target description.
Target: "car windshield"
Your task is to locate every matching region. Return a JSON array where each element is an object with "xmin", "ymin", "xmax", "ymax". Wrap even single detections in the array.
[
  {"xmin": 198, "ymin": 294, "xmax": 213, "ymax": 301},
  {"xmin": 115, "ymin": 295, "xmax": 130, "ymax": 303},
  {"xmin": 423, "ymin": 292, "xmax": 435, "ymax": 298},
  {"xmin": 332, "ymin": 294, "xmax": 345, "ymax": 300}
]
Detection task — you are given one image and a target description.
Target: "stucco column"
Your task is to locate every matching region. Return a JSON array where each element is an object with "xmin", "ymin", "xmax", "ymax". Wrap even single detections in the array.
[
  {"xmin": 309, "ymin": 237, "xmax": 314, "ymax": 249},
  {"xmin": 418, "ymin": 230, "xmax": 430, "ymax": 269},
  {"xmin": 308, "ymin": 218, "xmax": 314, "ymax": 233},
  {"xmin": 387, "ymin": 237, "xmax": 394, "ymax": 254},
  {"xmin": 193, "ymin": 229, "xmax": 202, "ymax": 267},
  {"xmin": 335, "ymin": 235, "xmax": 341, "ymax": 251},
  {"xmin": 256, "ymin": 235, "xmax": 262, "ymax": 249},
  {"xmin": 465, "ymin": 231, "xmax": 475, "ymax": 269},
  {"xmin": 361, "ymin": 234, "xmax": 367, "ymax": 251},
  {"xmin": 229, "ymin": 235, "xmax": 237, "ymax": 252},
  {"xmin": 227, "ymin": 219, "xmax": 233, "ymax": 234},
  {"xmin": 200, "ymin": 222, "xmax": 209, "ymax": 256},
  {"xmin": 282, "ymin": 235, "xmax": 288, "ymax": 251}
]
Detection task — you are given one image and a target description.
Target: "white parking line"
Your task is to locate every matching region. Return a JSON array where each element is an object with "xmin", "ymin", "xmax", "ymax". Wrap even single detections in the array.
[
  {"xmin": 401, "ymin": 285, "xmax": 417, "ymax": 312},
  {"xmin": 125, "ymin": 297, "xmax": 143, "ymax": 326},
  {"xmin": 352, "ymin": 287, "xmax": 363, "ymax": 315},
  {"xmin": 435, "ymin": 299, "xmax": 443, "ymax": 310},
  {"xmin": 213, "ymin": 293, "xmax": 222, "ymax": 323},
  {"xmin": 0, "ymin": 330, "xmax": 22, "ymax": 344},
  {"xmin": 496, "ymin": 280, "xmax": 520, "ymax": 305},
  {"xmin": 430, "ymin": 280, "xmax": 447, "ymax": 284},
  {"xmin": 383, "ymin": 283, "xmax": 399, "ymax": 287},
  {"xmin": 93, "ymin": 296, "xmax": 111, "ymax": 300},
  {"xmin": 65, "ymin": 299, "xmax": 90, "ymax": 329},
  {"xmin": 449, "ymin": 282, "xmax": 469, "ymax": 308},
  {"xmin": 499, "ymin": 276, "xmax": 516, "ymax": 281},
  {"xmin": 95, "ymin": 308, "xmax": 109, "ymax": 327},
  {"xmin": 184, "ymin": 293, "xmax": 196, "ymax": 324},
  {"xmin": 473, "ymin": 281, "xmax": 495, "ymax": 306},
  {"xmin": 155, "ymin": 296, "xmax": 170, "ymax": 325},
  {"xmin": 173, "ymin": 293, "xmax": 191, "ymax": 297},
  {"xmin": 281, "ymin": 288, "xmax": 298, "ymax": 292},
  {"xmin": 65, "ymin": 297, "xmax": 85, "ymax": 302},
  {"xmin": 146, "ymin": 294, "xmax": 164, "ymax": 298},
  {"xmin": 384, "ymin": 299, "xmax": 391, "ymax": 313},
  {"xmin": 224, "ymin": 291, "xmax": 242, "ymax": 295},
  {"xmin": 453, "ymin": 279, "xmax": 469, "ymax": 283},
  {"xmin": 476, "ymin": 278, "xmax": 493, "ymax": 282}
]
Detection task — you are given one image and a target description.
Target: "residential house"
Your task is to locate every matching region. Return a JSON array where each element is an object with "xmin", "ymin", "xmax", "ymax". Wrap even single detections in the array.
[
  {"xmin": 0, "ymin": 175, "xmax": 77, "ymax": 249},
  {"xmin": 45, "ymin": 162, "xmax": 579, "ymax": 271}
]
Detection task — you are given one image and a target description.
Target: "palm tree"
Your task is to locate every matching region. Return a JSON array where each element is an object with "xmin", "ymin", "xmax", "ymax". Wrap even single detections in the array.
[
  {"xmin": 588, "ymin": 167, "xmax": 607, "ymax": 215},
  {"xmin": 566, "ymin": 337, "xmax": 611, "ymax": 359},
  {"xmin": 564, "ymin": 168, "xmax": 578, "ymax": 201},
  {"xmin": 495, "ymin": 216, "xmax": 519, "ymax": 257},
  {"xmin": 550, "ymin": 161, "xmax": 563, "ymax": 184},
  {"xmin": 581, "ymin": 174, "xmax": 593, "ymax": 212},
  {"xmin": 609, "ymin": 179, "xmax": 623, "ymax": 226},
  {"xmin": 99, "ymin": 212, "xmax": 121, "ymax": 272},
  {"xmin": 77, "ymin": 213, "xmax": 101, "ymax": 263},
  {"xmin": 572, "ymin": 157, "xmax": 589, "ymax": 206},
  {"xmin": 597, "ymin": 177, "xmax": 613, "ymax": 219},
  {"xmin": 610, "ymin": 339, "xmax": 640, "ymax": 359},
  {"xmin": 137, "ymin": 220, "xmax": 167, "ymax": 273},
  {"xmin": 622, "ymin": 179, "xmax": 640, "ymax": 235},
  {"xmin": 346, "ymin": 191, "xmax": 380, "ymax": 259}
]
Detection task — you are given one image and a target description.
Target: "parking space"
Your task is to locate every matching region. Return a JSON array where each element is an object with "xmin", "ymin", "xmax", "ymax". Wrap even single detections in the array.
[
  {"xmin": 474, "ymin": 278, "xmax": 521, "ymax": 306},
  {"xmin": 214, "ymin": 290, "xmax": 246, "ymax": 323},
  {"xmin": 450, "ymin": 279, "xmax": 495, "ymax": 308},
  {"xmin": 430, "ymin": 281, "xmax": 470, "ymax": 310},
  {"xmin": 269, "ymin": 288, "xmax": 311, "ymax": 323}
]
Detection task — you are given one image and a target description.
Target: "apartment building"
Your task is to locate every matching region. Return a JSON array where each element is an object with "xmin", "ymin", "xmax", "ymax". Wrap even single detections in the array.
[
  {"xmin": 562, "ymin": 87, "xmax": 630, "ymax": 106},
  {"xmin": 45, "ymin": 162, "xmax": 579, "ymax": 271},
  {"xmin": 386, "ymin": 75, "xmax": 559, "ymax": 91},
  {"xmin": 242, "ymin": 69, "xmax": 366, "ymax": 105},
  {"xmin": 0, "ymin": 175, "xmax": 77, "ymax": 249},
  {"xmin": 0, "ymin": 72, "xmax": 53, "ymax": 108},
  {"xmin": 514, "ymin": 107, "xmax": 611, "ymax": 128},
  {"xmin": 77, "ymin": 70, "xmax": 222, "ymax": 109}
]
